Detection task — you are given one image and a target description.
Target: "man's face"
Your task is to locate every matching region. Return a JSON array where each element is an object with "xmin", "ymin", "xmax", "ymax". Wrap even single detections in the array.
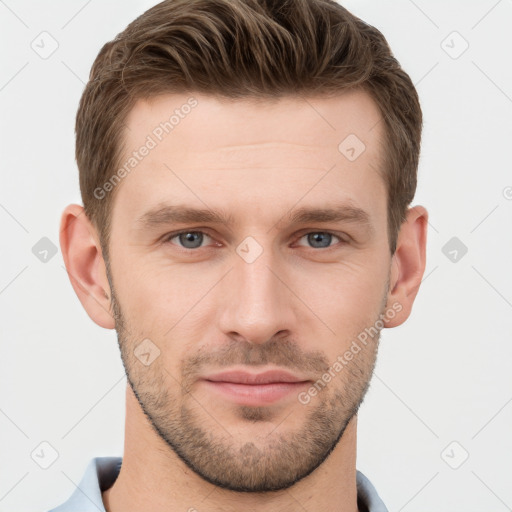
[{"xmin": 106, "ymin": 90, "xmax": 392, "ymax": 491}]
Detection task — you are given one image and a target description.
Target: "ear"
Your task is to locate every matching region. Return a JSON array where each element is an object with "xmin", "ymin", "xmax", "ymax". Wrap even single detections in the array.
[
  {"xmin": 384, "ymin": 205, "xmax": 428, "ymax": 328},
  {"xmin": 59, "ymin": 204, "xmax": 115, "ymax": 329}
]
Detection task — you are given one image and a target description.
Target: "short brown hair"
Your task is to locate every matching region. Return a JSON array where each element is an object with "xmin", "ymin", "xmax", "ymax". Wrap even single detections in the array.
[{"xmin": 76, "ymin": 0, "xmax": 422, "ymax": 257}]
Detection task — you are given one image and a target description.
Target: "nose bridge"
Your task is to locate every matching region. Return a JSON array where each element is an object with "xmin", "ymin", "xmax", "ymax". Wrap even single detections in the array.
[{"xmin": 219, "ymin": 238, "xmax": 294, "ymax": 344}]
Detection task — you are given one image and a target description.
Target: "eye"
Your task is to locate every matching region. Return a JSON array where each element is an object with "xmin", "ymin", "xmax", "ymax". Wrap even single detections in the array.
[
  {"xmin": 296, "ymin": 231, "xmax": 344, "ymax": 249},
  {"xmin": 165, "ymin": 230, "xmax": 213, "ymax": 249},
  {"xmin": 163, "ymin": 230, "xmax": 346, "ymax": 251}
]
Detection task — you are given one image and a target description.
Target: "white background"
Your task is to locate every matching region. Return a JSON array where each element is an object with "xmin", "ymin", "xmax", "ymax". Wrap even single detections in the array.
[{"xmin": 1, "ymin": 1, "xmax": 511, "ymax": 510}]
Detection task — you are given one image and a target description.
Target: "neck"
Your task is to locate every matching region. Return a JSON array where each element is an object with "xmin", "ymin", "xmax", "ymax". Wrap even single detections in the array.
[{"xmin": 102, "ymin": 385, "xmax": 360, "ymax": 512}]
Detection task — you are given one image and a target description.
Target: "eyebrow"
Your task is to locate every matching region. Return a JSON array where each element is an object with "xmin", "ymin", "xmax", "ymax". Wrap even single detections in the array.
[{"xmin": 135, "ymin": 202, "xmax": 373, "ymax": 234}]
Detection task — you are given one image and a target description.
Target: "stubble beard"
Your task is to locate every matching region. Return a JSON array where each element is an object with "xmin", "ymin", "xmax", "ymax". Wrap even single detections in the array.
[{"xmin": 107, "ymin": 271, "xmax": 385, "ymax": 492}]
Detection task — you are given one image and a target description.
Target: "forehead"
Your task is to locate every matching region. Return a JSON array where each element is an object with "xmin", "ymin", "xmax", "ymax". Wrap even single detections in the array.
[
  {"xmin": 112, "ymin": 90, "xmax": 386, "ymax": 228},
  {"xmin": 123, "ymin": 89, "xmax": 383, "ymax": 156}
]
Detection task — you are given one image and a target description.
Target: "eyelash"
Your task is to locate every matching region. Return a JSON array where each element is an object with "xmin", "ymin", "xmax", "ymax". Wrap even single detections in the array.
[{"xmin": 162, "ymin": 229, "xmax": 347, "ymax": 251}]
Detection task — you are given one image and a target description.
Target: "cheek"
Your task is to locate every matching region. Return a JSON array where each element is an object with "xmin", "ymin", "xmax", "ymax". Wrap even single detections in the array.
[
  {"xmin": 308, "ymin": 249, "xmax": 386, "ymax": 295},
  {"xmin": 113, "ymin": 257, "xmax": 217, "ymax": 337},
  {"xmin": 295, "ymin": 256, "xmax": 388, "ymax": 341},
  {"xmin": 112, "ymin": 241, "xmax": 389, "ymax": 348}
]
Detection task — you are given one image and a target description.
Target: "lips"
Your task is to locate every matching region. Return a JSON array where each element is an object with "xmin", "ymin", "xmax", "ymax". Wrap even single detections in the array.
[
  {"xmin": 203, "ymin": 369, "xmax": 308, "ymax": 385},
  {"xmin": 200, "ymin": 369, "xmax": 311, "ymax": 406}
]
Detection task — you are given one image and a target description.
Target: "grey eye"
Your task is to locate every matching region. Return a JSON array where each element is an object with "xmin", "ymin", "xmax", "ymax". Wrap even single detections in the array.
[
  {"xmin": 301, "ymin": 232, "xmax": 339, "ymax": 249},
  {"xmin": 174, "ymin": 231, "xmax": 208, "ymax": 249}
]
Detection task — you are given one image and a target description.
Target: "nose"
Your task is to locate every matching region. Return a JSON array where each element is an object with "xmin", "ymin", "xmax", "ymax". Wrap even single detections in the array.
[{"xmin": 217, "ymin": 242, "xmax": 298, "ymax": 345}]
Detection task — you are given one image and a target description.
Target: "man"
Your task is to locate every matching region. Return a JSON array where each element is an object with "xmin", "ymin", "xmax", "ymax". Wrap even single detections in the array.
[{"xmin": 51, "ymin": 0, "xmax": 428, "ymax": 510}]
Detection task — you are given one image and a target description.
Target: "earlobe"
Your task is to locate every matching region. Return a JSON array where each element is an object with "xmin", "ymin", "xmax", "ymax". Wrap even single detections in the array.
[
  {"xmin": 59, "ymin": 204, "xmax": 115, "ymax": 329},
  {"xmin": 384, "ymin": 205, "xmax": 428, "ymax": 328}
]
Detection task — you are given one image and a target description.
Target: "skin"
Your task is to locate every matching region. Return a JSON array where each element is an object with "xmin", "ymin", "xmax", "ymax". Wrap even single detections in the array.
[{"xmin": 60, "ymin": 89, "xmax": 428, "ymax": 512}]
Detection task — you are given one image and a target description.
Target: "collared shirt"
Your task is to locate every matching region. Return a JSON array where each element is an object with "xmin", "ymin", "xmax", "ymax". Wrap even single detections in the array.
[{"xmin": 47, "ymin": 456, "xmax": 388, "ymax": 512}]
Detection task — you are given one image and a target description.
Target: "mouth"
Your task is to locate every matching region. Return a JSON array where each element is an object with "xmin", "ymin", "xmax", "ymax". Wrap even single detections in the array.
[{"xmin": 200, "ymin": 369, "xmax": 311, "ymax": 406}]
